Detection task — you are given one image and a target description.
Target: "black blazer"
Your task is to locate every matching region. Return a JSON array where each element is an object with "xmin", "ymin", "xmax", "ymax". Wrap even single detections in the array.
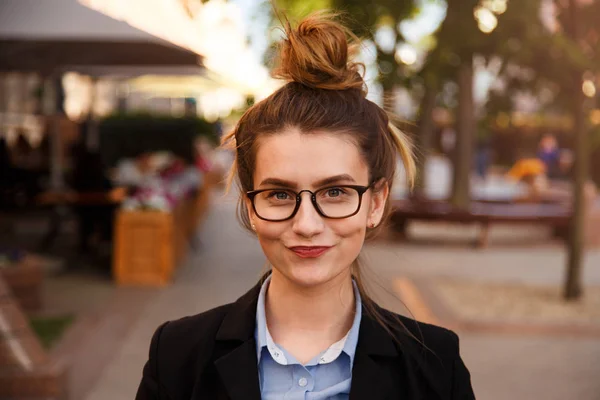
[{"xmin": 135, "ymin": 281, "xmax": 475, "ymax": 400}]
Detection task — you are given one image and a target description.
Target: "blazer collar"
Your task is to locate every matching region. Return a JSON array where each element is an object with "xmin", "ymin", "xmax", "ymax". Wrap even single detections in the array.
[
  {"xmin": 214, "ymin": 278, "xmax": 263, "ymax": 342},
  {"xmin": 209, "ymin": 276, "xmax": 438, "ymax": 400},
  {"xmin": 213, "ymin": 275, "xmax": 400, "ymax": 358}
]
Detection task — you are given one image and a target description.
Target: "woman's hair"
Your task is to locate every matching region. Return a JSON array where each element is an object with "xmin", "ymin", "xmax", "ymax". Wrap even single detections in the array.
[{"xmin": 221, "ymin": 12, "xmax": 420, "ymax": 345}]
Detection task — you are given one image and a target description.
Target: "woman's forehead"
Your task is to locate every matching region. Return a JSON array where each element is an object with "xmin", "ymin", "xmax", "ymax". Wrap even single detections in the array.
[{"xmin": 253, "ymin": 129, "xmax": 369, "ymax": 187}]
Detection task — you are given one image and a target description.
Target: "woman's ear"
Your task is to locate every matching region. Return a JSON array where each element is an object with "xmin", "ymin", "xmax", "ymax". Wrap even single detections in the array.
[
  {"xmin": 368, "ymin": 179, "xmax": 389, "ymax": 227},
  {"xmin": 245, "ymin": 196, "xmax": 256, "ymax": 225}
]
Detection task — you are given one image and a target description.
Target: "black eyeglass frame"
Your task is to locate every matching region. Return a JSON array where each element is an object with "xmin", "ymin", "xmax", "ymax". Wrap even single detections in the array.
[{"xmin": 246, "ymin": 183, "xmax": 375, "ymax": 222}]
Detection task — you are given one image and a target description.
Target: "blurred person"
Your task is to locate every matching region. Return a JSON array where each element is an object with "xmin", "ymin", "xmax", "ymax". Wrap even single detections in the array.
[
  {"xmin": 11, "ymin": 131, "xmax": 34, "ymax": 168},
  {"xmin": 537, "ymin": 134, "xmax": 560, "ymax": 179},
  {"xmin": 1, "ymin": 132, "xmax": 42, "ymax": 206},
  {"xmin": 474, "ymin": 135, "xmax": 491, "ymax": 180},
  {"xmin": 544, "ymin": 149, "xmax": 597, "ymax": 204},
  {"xmin": 506, "ymin": 154, "xmax": 548, "ymax": 201},
  {"xmin": 69, "ymin": 141, "xmax": 113, "ymax": 193},
  {"xmin": 557, "ymin": 149, "xmax": 574, "ymax": 181},
  {"xmin": 136, "ymin": 13, "xmax": 474, "ymax": 400},
  {"xmin": 68, "ymin": 141, "xmax": 116, "ymax": 260}
]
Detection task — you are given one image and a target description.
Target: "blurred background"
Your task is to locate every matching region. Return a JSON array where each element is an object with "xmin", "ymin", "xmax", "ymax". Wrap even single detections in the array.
[{"xmin": 0, "ymin": 0, "xmax": 599, "ymax": 399}]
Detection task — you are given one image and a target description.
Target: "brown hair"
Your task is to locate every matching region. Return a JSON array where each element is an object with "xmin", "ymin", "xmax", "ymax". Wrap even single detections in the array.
[{"xmin": 222, "ymin": 12, "xmax": 421, "ymax": 345}]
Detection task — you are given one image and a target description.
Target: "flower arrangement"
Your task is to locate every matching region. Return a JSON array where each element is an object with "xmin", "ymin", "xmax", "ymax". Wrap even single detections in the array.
[{"xmin": 121, "ymin": 167, "xmax": 202, "ymax": 212}]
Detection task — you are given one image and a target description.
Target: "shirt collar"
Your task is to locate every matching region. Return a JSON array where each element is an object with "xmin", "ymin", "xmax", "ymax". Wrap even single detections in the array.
[{"xmin": 255, "ymin": 275, "xmax": 362, "ymax": 366}]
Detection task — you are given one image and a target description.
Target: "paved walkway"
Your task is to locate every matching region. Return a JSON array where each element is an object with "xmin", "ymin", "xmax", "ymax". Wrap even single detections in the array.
[{"xmin": 83, "ymin": 191, "xmax": 600, "ymax": 400}]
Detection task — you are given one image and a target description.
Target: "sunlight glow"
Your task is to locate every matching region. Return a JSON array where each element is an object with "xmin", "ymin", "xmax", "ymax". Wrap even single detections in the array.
[
  {"xmin": 583, "ymin": 80, "xmax": 596, "ymax": 98},
  {"xmin": 395, "ymin": 44, "xmax": 418, "ymax": 65},
  {"xmin": 474, "ymin": 6, "xmax": 498, "ymax": 33}
]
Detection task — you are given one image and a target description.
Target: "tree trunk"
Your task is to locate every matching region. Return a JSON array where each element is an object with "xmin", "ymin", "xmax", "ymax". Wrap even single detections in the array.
[
  {"xmin": 564, "ymin": 86, "xmax": 587, "ymax": 300},
  {"xmin": 412, "ymin": 85, "xmax": 438, "ymax": 198},
  {"xmin": 564, "ymin": 0, "xmax": 587, "ymax": 301},
  {"xmin": 450, "ymin": 60, "xmax": 475, "ymax": 209}
]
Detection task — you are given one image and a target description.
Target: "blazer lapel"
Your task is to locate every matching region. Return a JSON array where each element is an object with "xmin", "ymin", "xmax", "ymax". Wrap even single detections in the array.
[
  {"xmin": 350, "ymin": 307, "xmax": 430, "ymax": 400},
  {"xmin": 350, "ymin": 311, "xmax": 399, "ymax": 400},
  {"xmin": 210, "ymin": 280, "xmax": 265, "ymax": 400},
  {"xmin": 350, "ymin": 350, "xmax": 396, "ymax": 400},
  {"xmin": 213, "ymin": 339, "xmax": 261, "ymax": 400}
]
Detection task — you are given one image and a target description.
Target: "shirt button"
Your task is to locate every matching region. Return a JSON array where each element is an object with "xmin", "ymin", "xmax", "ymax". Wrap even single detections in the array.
[{"xmin": 298, "ymin": 377, "xmax": 308, "ymax": 387}]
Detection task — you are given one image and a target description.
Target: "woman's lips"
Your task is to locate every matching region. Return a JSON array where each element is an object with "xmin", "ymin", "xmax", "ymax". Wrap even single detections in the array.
[{"xmin": 289, "ymin": 246, "xmax": 332, "ymax": 258}]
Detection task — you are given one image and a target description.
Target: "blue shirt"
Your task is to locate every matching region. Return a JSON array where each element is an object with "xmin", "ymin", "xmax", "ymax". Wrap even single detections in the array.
[{"xmin": 255, "ymin": 276, "xmax": 362, "ymax": 400}]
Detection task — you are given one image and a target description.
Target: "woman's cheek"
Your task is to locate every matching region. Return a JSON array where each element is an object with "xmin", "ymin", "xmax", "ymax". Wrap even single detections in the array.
[
  {"xmin": 257, "ymin": 223, "xmax": 288, "ymax": 241},
  {"xmin": 329, "ymin": 217, "xmax": 366, "ymax": 240},
  {"xmin": 256, "ymin": 225, "xmax": 289, "ymax": 261}
]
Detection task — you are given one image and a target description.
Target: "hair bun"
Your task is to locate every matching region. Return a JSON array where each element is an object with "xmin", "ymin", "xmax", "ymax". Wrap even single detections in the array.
[{"xmin": 274, "ymin": 12, "xmax": 365, "ymax": 92}]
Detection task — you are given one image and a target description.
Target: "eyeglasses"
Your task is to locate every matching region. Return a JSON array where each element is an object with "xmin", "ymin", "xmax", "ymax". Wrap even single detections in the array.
[{"xmin": 246, "ymin": 184, "xmax": 373, "ymax": 222}]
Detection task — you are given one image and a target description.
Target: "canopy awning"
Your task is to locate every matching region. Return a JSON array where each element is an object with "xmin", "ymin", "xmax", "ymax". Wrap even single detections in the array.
[{"xmin": 0, "ymin": 0, "xmax": 202, "ymax": 74}]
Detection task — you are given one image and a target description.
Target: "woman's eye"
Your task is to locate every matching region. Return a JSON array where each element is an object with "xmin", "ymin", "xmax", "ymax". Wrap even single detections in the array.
[
  {"xmin": 267, "ymin": 191, "xmax": 292, "ymax": 200},
  {"xmin": 326, "ymin": 188, "xmax": 346, "ymax": 197}
]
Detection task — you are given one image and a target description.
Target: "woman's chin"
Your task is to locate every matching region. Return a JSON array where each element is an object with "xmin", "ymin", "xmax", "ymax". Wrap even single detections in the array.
[
  {"xmin": 279, "ymin": 260, "xmax": 346, "ymax": 288},
  {"xmin": 289, "ymin": 270, "xmax": 329, "ymax": 287}
]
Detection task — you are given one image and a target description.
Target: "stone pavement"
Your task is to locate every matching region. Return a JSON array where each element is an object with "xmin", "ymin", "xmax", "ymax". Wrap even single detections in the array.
[{"xmin": 82, "ymin": 191, "xmax": 600, "ymax": 400}]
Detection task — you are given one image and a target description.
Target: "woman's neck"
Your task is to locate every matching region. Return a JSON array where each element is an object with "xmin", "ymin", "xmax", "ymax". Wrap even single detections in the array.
[{"xmin": 265, "ymin": 269, "xmax": 356, "ymax": 342}]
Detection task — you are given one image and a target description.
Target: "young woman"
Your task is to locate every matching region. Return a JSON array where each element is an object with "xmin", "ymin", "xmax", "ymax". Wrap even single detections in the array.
[{"xmin": 136, "ymin": 13, "xmax": 475, "ymax": 400}]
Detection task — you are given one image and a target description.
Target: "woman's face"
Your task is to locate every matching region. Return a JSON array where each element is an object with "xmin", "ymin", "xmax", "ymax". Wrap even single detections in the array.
[{"xmin": 247, "ymin": 128, "xmax": 388, "ymax": 288}]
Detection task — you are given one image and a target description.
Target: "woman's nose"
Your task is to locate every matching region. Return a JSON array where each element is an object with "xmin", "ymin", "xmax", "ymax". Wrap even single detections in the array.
[{"xmin": 291, "ymin": 193, "xmax": 325, "ymax": 238}]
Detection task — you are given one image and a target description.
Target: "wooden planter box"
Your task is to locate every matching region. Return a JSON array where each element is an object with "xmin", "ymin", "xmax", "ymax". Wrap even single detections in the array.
[
  {"xmin": 113, "ymin": 179, "xmax": 214, "ymax": 286},
  {"xmin": 0, "ymin": 256, "xmax": 43, "ymax": 312},
  {"xmin": 113, "ymin": 209, "xmax": 176, "ymax": 286}
]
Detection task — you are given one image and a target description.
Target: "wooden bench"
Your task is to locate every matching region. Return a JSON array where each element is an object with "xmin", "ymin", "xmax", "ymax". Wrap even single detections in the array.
[{"xmin": 390, "ymin": 199, "xmax": 572, "ymax": 247}]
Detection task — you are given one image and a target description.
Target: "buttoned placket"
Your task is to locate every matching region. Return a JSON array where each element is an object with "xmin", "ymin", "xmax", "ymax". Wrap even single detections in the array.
[{"xmin": 255, "ymin": 274, "xmax": 363, "ymax": 398}]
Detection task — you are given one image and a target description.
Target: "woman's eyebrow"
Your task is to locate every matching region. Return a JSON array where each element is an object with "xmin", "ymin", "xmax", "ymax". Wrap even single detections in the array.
[
  {"xmin": 314, "ymin": 174, "xmax": 356, "ymax": 186},
  {"xmin": 258, "ymin": 174, "xmax": 356, "ymax": 189},
  {"xmin": 258, "ymin": 178, "xmax": 297, "ymax": 188}
]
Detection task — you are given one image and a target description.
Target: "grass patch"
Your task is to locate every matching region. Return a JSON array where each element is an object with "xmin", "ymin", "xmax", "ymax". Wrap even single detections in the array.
[{"xmin": 29, "ymin": 315, "xmax": 75, "ymax": 349}]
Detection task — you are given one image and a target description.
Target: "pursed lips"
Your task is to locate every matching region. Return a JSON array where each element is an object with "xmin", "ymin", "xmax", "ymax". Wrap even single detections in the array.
[{"xmin": 288, "ymin": 246, "xmax": 332, "ymax": 258}]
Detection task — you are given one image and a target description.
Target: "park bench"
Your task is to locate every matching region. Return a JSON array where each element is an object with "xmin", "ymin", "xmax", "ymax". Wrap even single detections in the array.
[{"xmin": 389, "ymin": 199, "xmax": 572, "ymax": 247}]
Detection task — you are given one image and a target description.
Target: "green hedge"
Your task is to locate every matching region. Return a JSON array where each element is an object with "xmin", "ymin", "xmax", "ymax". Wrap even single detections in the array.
[{"xmin": 98, "ymin": 114, "xmax": 219, "ymax": 167}]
